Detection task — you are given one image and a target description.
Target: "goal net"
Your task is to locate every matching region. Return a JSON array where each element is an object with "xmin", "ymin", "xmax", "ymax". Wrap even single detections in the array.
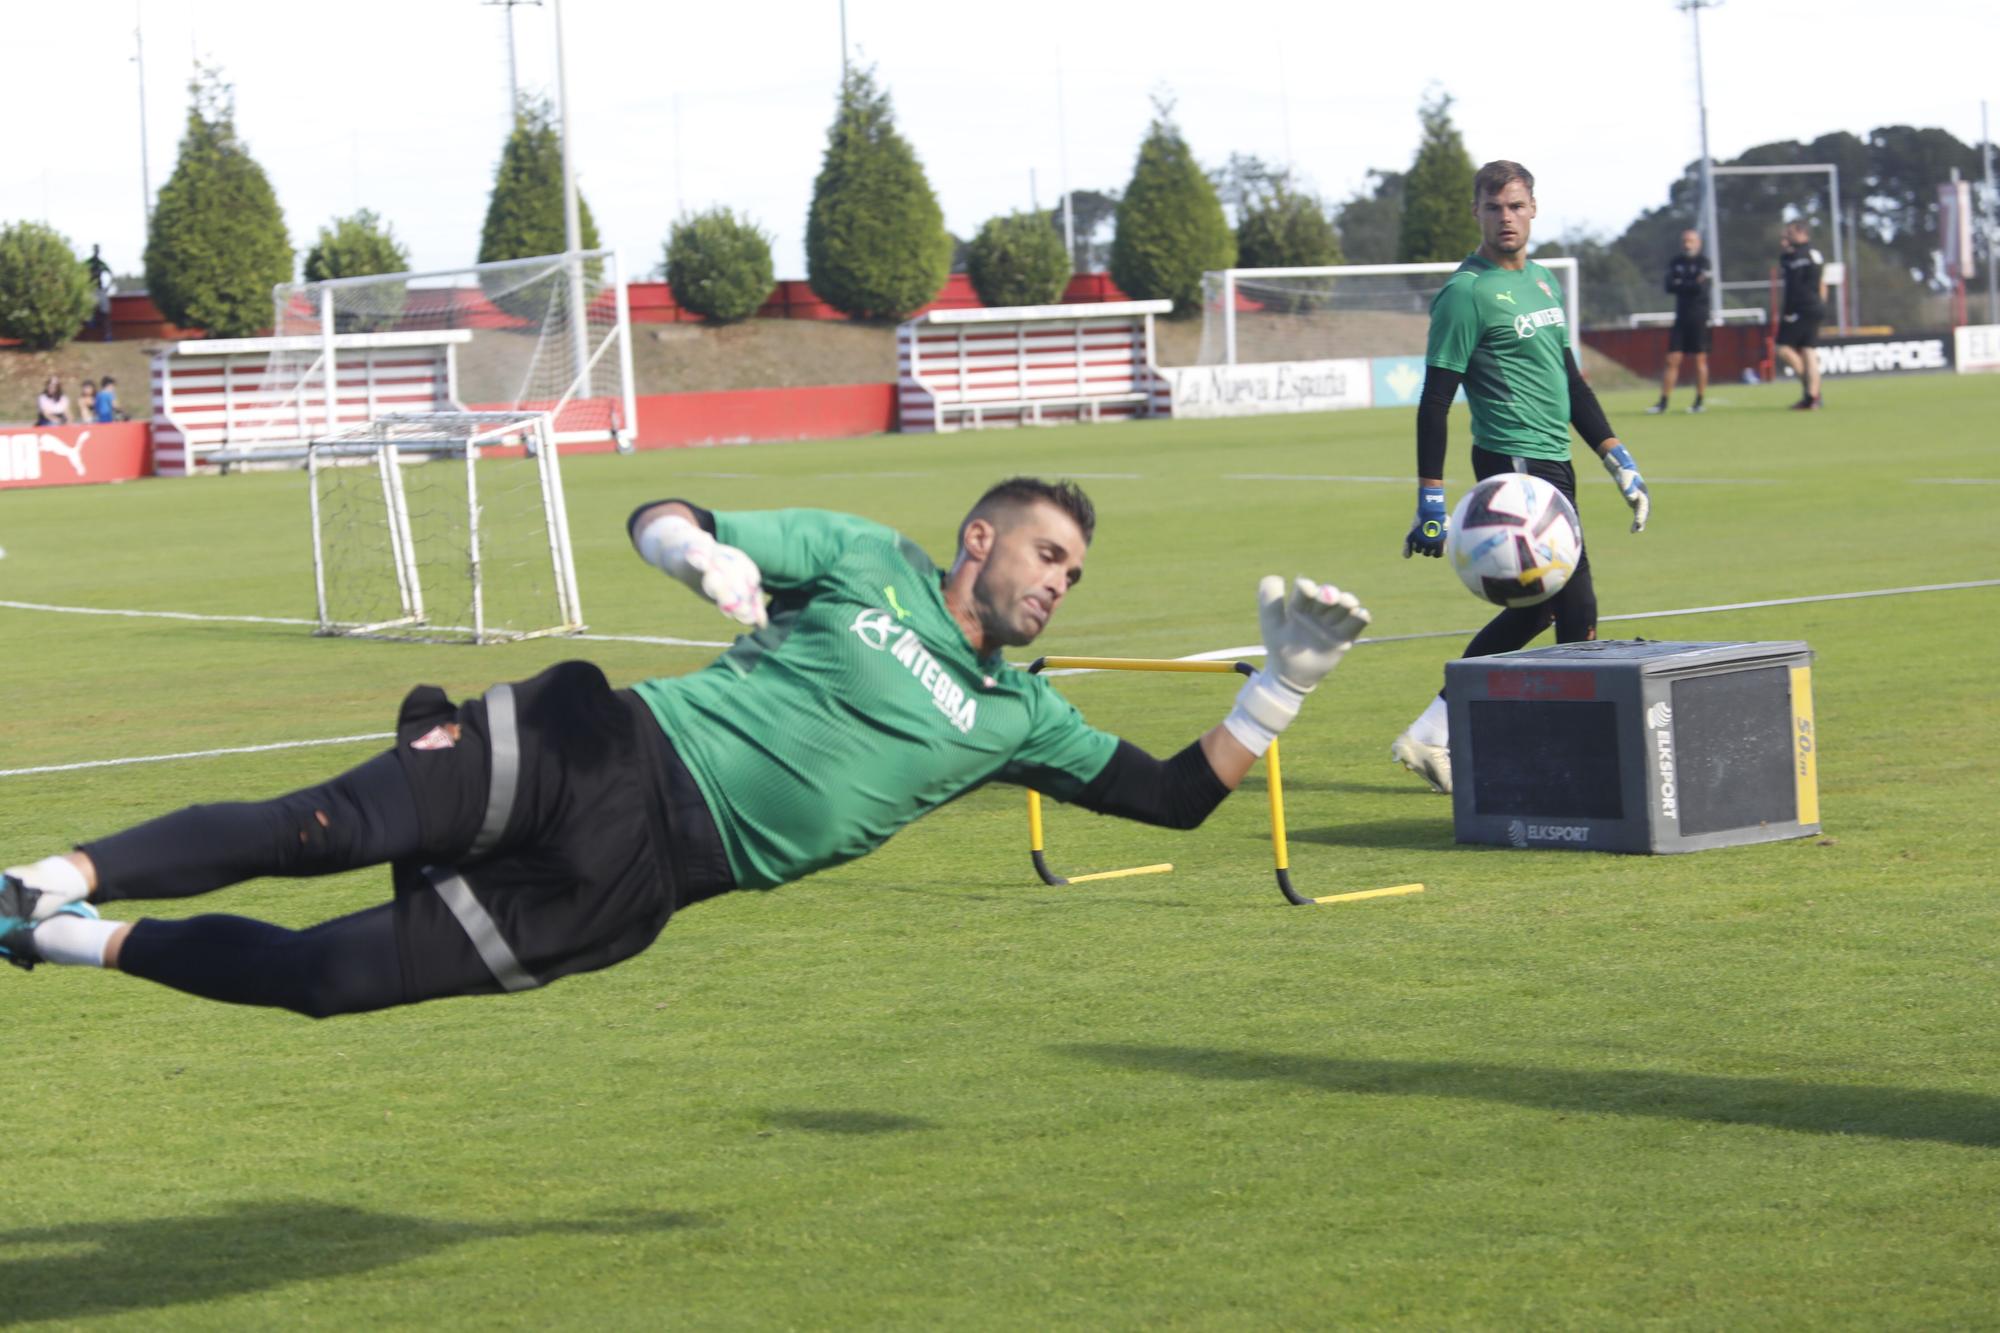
[
  {"xmin": 249, "ymin": 250, "xmax": 638, "ymax": 456},
  {"xmin": 1195, "ymin": 258, "xmax": 1581, "ymax": 365},
  {"xmin": 310, "ymin": 412, "xmax": 582, "ymax": 644}
]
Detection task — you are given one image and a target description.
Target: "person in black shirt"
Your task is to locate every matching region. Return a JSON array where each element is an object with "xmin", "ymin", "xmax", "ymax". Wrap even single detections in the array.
[
  {"xmin": 1649, "ymin": 229, "xmax": 1712, "ymax": 414},
  {"xmin": 1776, "ymin": 222, "xmax": 1826, "ymax": 410}
]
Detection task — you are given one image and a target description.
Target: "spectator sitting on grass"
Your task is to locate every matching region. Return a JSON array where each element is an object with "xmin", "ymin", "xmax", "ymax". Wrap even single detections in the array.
[{"xmin": 95, "ymin": 376, "xmax": 120, "ymax": 423}]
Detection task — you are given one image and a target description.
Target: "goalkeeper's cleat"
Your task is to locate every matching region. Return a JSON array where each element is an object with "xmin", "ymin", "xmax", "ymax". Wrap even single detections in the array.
[
  {"xmin": 1, "ymin": 894, "xmax": 100, "ymax": 973},
  {"xmin": 2, "ymin": 877, "xmax": 99, "ymax": 972},
  {"xmin": 1688, "ymin": 398, "xmax": 1706, "ymax": 414},
  {"xmin": 1645, "ymin": 399, "xmax": 1669, "ymax": 415},
  {"xmin": 1390, "ymin": 732, "xmax": 1453, "ymax": 795}
]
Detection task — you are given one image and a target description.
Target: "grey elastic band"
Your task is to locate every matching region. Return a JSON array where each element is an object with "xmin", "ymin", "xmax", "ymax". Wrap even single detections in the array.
[
  {"xmin": 425, "ymin": 866, "xmax": 538, "ymax": 992},
  {"xmin": 471, "ymin": 683, "xmax": 519, "ymax": 858}
]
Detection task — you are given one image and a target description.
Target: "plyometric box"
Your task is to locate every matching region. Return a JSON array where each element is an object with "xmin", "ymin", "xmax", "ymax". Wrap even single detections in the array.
[{"xmin": 1446, "ymin": 640, "xmax": 1819, "ymax": 854}]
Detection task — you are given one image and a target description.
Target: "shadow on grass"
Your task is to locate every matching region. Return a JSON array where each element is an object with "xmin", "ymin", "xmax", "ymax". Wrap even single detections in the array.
[
  {"xmin": 763, "ymin": 1108, "xmax": 937, "ymax": 1135},
  {"xmin": 1061, "ymin": 1044, "xmax": 2000, "ymax": 1148},
  {"xmin": 1287, "ymin": 818, "xmax": 1460, "ymax": 851},
  {"xmin": 0, "ymin": 1199, "xmax": 707, "ymax": 1323}
]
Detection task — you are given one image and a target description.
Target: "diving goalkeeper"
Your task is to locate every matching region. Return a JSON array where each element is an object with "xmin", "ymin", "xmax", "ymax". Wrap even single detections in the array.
[{"xmin": 4, "ymin": 479, "xmax": 1370, "ymax": 1015}]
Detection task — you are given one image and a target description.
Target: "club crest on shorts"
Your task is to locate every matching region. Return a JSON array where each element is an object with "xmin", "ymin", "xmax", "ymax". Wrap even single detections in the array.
[{"xmin": 410, "ymin": 724, "xmax": 458, "ymax": 751}]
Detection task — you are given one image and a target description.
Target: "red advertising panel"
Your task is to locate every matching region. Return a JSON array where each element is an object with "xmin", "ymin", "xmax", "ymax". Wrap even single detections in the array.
[{"xmin": 0, "ymin": 422, "xmax": 151, "ymax": 490}]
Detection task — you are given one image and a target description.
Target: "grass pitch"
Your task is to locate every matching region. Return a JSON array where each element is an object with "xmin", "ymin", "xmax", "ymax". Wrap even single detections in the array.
[{"xmin": 4, "ymin": 374, "xmax": 1999, "ymax": 1327}]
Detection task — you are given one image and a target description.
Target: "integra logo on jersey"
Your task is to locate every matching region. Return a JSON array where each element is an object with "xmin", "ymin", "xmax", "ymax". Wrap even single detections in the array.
[
  {"xmin": 1513, "ymin": 307, "xmax": 1566, "ymax": 339},
  {"xmin": 851, "ymin": 607, "xmax": 978, "ymax": 733},
  {"xmin": 850, "ymin": 607, "xmax": 898, "ymax": 651}
]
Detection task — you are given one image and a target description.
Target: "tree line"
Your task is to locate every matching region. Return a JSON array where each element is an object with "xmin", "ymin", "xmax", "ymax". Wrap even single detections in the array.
[{"xmin": 0, "ymin": 66, "xmax": 1988, "ymax": 349}]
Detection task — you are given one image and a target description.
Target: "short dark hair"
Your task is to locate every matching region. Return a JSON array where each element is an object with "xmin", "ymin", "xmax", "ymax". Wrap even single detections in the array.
[
  {"xmin": 1472, "ymin": 160, "xmax": 1535, "ymax": 203},
  {"xmin": 100, "ymin": 375, "xmax": 115, "ymax": 387},
  {"xmin": 964, "ymin": 477, "xmax": 1096, "ymax": 546}
]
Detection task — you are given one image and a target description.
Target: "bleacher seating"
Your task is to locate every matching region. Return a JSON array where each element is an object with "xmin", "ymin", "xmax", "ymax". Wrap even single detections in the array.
[
  {"xmin": 897, "ymin": 301, "xmax": 1173, "ymax": 433},
  {"xmin": 149, "ymin": 331, "xmax": 469, "ymax": 475}
]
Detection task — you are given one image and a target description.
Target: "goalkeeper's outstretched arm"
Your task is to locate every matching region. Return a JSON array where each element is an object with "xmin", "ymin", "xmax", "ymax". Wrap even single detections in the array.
[
  {"xmin": 628, "ymin": 498, "xmax": 769, "ymax": 628},
  {"xmin": 1072, "ymin": 578, "xmax": 1370, "ymax": 828}
]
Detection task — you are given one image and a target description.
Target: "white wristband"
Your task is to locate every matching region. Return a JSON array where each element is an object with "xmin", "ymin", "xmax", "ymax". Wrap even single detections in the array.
[{"xmin": 1221, "ymin": 670, "xmax": 1305, "ymax": 758}]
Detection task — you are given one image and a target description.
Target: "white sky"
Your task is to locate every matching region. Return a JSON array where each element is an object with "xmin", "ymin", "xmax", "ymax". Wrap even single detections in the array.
[{"xmin": 6, "ymin": 1, "xmax": 1995, "ymax": 284}]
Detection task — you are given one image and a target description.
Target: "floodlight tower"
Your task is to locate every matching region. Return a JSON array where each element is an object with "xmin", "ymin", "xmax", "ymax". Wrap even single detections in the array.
[
  {"xmin": 1678, "ymin": 0, "xmax": 1725, "ymax": 324},
  {"xmin": 133, "ymin": 3, "xmax": 152, "ymax": 232},
  {"xmin": 551, "ymin": 0, "xmax": 589, "ymax": 394},
  {"xmin": 484, "ymin": 0, "xmax": 542, "ymax": 120}
]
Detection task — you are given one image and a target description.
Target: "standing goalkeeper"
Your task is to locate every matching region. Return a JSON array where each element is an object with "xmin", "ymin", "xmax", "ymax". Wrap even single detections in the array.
[
  {"xmin": 4, "ymin": 479, "xmax": 1369, "ymax": 1016},
  {"xmin": 1390, "ymin": 161, "xmax": 1652, "ymax": 796}
]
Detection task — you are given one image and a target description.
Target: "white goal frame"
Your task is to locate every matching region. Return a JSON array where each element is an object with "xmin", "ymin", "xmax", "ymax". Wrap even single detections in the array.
[
  {"xmin": 308, "ymin": 411, "xmax": 583, "ymax": 644},
  {"xmin": 270, "ymin": 249, "xmax": 640, "ymax": 454},
  {"xmin": 1206, "ymin": 257, "xmax": 1581, "ymax": 365}
]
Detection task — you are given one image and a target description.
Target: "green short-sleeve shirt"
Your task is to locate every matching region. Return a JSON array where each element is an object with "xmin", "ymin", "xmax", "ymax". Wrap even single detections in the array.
[
  {"xmin": 1425, "ymin": 255, "xmax": 1574, "ymax": 461},
  {"xmin": 631, "ymin": 509, "xmax": 1119, "ymax": 890}
]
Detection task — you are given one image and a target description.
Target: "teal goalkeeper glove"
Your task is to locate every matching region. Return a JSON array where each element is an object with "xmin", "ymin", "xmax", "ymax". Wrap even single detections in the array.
[
  {"xmin": 1403, "ymin": 485, "xmax": 1448, "ymax": 558},
  {"xmin": 1600, "ymin": 443, "xmax": 1651, "ymax": 533}
]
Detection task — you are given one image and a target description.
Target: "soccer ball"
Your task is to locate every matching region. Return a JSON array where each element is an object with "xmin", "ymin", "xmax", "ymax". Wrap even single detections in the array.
[{"xmin": 1445, "ymin": 474, "xmax": 1582, "ymax": 608}]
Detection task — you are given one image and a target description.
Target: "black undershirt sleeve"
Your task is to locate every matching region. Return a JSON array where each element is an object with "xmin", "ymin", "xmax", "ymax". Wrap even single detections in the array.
[
  {"xmin": 1416, "ymin": 365, "xmax": 1462, "ymax": 480},
  {"xmin": 626, "ymin": 498, "xmax": 717, "ymax": 543},
  {"xmin": 1565, "ymin": 350, "xmax": 1615, "ymax": 451},
  {"xmin": 1069, "ymin": 738, "xmax": 1231, "ymax": 831}
]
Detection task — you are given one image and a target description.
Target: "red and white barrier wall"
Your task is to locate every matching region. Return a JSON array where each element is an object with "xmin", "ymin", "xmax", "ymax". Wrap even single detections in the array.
[{"xmin": 0, "ymin": 422, "xmax": 151, "ymax": 490}]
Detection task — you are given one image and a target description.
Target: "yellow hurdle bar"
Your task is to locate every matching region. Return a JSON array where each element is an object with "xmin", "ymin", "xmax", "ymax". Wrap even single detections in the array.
[
  {"xmin": 1034, "ymin": 656, "xmax": 1248, "ymax": 675},
  {"xmin": 1023, "ymin": 655, "xmax": 1423, "ymax": 907}
]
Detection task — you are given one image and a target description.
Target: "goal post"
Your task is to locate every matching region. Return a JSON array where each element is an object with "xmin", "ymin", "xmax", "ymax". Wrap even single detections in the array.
[
  {"xmin": 255, "ymin": 250, "xmax": 639, "ymax": 456},
  {"xmin": 308, "ymin": 411, "xmax": 583, "ymax": 644},
  {"xmin": 1197, "ymin": 258, "xmax": 1581, "ymax": 366}
]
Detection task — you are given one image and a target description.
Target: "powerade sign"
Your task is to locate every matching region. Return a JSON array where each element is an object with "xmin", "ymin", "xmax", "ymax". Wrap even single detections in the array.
[{"xmin": 1811, "ymin": 333, "xmax": 1954, "ymax": 378}]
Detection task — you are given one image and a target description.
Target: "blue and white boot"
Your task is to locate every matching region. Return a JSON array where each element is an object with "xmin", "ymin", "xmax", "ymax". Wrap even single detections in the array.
[{"xmin": 1, "ymin": 874, "xmax": 101, "ymax": 971}]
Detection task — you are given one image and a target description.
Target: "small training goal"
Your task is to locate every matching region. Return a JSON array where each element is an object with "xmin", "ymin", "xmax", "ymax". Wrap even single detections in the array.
[{"xmin": 307, "ymin": 411, "xmax": 582, "ymax": 644}]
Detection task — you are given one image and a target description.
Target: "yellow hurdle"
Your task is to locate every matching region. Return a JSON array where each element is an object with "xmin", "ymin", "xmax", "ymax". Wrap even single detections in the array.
[{"xmin": 1024, "ymin": 656, "xmax": 1425, "ymax": 907}]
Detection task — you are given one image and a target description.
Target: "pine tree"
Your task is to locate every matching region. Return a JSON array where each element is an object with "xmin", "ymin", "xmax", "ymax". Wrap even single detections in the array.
[
  {"xmin": 965, "ymin": 212, "xmax": 1071, "ymax": 308},
  {"xmin": 143, "ymin": 66, "xmax": 293, "ymax": 338},
  {"xmin": 806, "ymin": 67, "xmax": 953, "ymax": 320},
  {"xmin": 1110, "ymin": 100, "xmax": 1235, "ymax": 316},
  {"xmin": 0, "ymin": 222, "xmax": 95, "ymax": 350},
  {"xmin": 1396, "ymin": 90, "xmax": 1480, "ymax": 263},
  {"xmin": 478, "ymin": 97, "xmax": 601, "ymax": 319}
]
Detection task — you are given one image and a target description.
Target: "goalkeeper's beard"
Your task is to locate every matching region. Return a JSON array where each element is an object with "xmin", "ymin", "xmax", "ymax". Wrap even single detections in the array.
[{"xmin": 969, "ymin": 565, "xmax": 1049, "ymax": 648}]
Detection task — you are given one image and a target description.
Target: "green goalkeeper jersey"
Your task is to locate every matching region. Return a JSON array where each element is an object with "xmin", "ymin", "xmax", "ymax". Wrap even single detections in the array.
[
  {"xmin": 631, "ymin": 509, "xmax": 1120, "ymax": 890},
  {"xmin": 1424, "ymin": 255, "xmax": 1574, "ymax": 462}
]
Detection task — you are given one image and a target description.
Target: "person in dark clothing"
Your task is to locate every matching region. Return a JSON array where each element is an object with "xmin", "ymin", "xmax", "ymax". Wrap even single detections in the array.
[
  {"xmin": 1776, "ymin": 222, "xmax": 1826, "ymax": 410},
  {"xmin": 1648, "ymin": 229, "xmax": 1712, "ymax": 414}
]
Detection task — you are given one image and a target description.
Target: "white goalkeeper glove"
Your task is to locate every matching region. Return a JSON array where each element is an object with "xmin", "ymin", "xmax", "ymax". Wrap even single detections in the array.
[
  {"xmin": 1224, "ymin": 576, "xmax": 1371, "ymax": 757},
  {"xmin": 1599, "ymin": 442, "xmax": 1651, "ymax": 533},
  {"xmin": 635, "ymin": 513, "xmax": 769, "ymax": 629}
]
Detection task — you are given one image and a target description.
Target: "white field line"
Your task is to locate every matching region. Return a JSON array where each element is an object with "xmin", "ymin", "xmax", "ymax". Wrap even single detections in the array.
[
  {"xmin": 2, "ymin": 733, "xmax": 395, "ymax": 778},
  {"xmin": 1040, "ymin": 578, "xmax": 2000, "ymax": 674},
  {"xmin": 4, "ymin": 578, "xmax": 1995, "ymax": 774},
  {"xmin": 1220, "ymin": 473, "xmax": 1780, "ymax": 485},
  {"xmin": 0, "ymin": 601, "xmax": 730, "ymax": 649}
]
